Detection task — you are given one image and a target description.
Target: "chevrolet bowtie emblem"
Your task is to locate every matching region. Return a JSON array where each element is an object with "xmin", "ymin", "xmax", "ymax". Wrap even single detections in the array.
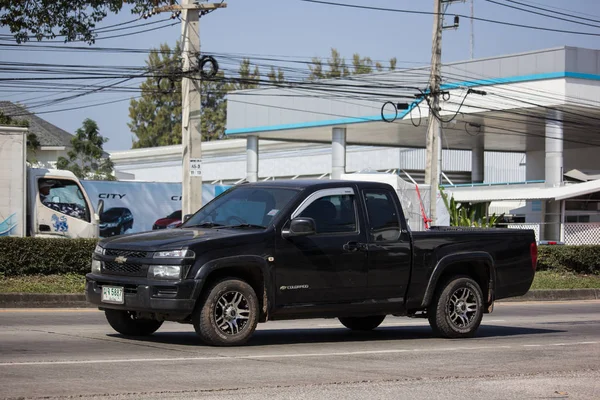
[{"xmin": 114, "ymin": 256, "xmax": 127, "ymax": 264}]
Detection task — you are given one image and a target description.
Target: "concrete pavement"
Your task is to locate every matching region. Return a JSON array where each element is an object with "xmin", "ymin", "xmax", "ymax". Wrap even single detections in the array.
[{"xmin": 0, "ymin": 301, "xmax": 599, "ymax": 399}]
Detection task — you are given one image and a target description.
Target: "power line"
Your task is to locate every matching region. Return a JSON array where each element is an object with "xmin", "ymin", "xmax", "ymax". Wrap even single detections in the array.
[
  {"xmin": 484, "ymin": 0, "xmax": 600, "ymax": 30},
  {"xmin": 298, "ymin": 0, "xmax": 600, "ymax": 37},
  {"xmin": 504, "ymin": 0, "xmax": 600, "ymax": 24}
]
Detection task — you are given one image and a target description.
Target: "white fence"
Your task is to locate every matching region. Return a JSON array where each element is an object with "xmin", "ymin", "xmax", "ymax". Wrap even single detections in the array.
[{"xmin": 500, "ymin": 223, "xmax": 600, "ymax": 245}]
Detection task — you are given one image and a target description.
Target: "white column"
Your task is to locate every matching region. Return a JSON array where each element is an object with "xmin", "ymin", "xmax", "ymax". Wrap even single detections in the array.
[
  {"xmin": 471, "ymin": 138, "xmax": 484, "ymax": 183},
  {"xmin": 332, "ymin": 127, "xmax": 346, "ymax": 180},
  {"xmin": 544, "ymin": 110, "xmax": 563, "ymax": 241},
  {"xmin": 246, "ymin": 136, "xmax": 259, "ymax": 183}
]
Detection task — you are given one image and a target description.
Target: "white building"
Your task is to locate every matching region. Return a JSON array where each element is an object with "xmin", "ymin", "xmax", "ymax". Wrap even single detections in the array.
[{"xmin": 112, "ymin": 46, "xmax": 600, "ymax": 244}]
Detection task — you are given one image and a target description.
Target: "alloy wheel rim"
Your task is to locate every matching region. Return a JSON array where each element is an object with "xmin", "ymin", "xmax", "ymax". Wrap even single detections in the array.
[
  {"xmin": 214, "ymin": 291, "xmax": 250, "ymax": 335},
  {"xmin": 447, "ymin": 287, "xmax": 478, "ymax": 328}
]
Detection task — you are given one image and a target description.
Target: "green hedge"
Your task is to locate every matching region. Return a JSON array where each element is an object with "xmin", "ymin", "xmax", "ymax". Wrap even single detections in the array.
[
  {"xmin": 0, "ymin": 238, "xmax": 599, "ymax": 277},
  {"xmin": 537, "ymin": 245, "xmax": 600, "ymax": 275},
  {"xmin": 0, "ymin": 237, "xmax": 97, "ymax": 276}
]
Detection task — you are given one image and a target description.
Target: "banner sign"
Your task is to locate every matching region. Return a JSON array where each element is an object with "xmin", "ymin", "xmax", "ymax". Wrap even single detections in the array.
[{"xmin": 81, "ymin": 181, "xmax": 231, "ymax": 238}]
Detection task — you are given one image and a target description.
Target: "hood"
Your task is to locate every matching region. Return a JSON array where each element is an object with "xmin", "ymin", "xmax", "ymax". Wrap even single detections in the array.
[
  {"xmin": 100, "ymin": 227, "xmax": 260, "ymax": 251},
  {"xmin": 154, "ymin": 217, "xmax": 179, "ymax": 226}
]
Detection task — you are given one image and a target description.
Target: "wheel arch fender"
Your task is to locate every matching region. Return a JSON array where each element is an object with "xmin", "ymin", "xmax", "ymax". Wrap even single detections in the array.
[
  {"xmin": 194, "ymin": 255, "xmax": 272, "ymax": 321},
  {"xmin": 421, "ymin": 252, "xmax": 496, "ymax": 308}
]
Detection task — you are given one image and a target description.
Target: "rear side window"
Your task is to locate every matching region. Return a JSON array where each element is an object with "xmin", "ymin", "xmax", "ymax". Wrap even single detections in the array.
[{"xmin": 363, "ymin": 190, "xmax": 401, "ymax": 241}]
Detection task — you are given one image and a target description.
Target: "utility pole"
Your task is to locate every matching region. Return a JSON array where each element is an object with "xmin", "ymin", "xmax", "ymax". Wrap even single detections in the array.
[
  {"xmin": 424, "ymin": 0, "xmax": 461, "ymax": 226},
  {"xmin": 425, "ymin": 0, "xmax": 443, "ymax": 226},
  {"xmin": 470, "ymin": 0, "xmax": 475, "ymax": 59},
  {"xmin": 152, "ymin": 1, "xmax": 226, "ymax": 217}
]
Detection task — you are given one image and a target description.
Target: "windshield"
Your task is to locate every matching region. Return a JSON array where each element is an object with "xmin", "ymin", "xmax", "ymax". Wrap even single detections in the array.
[
  {"xmin": 101, "ymin": 208, "xmax": 125, "ymax": 218},
  {"xmin": 183, "ymin": 186, "xmax": 299, "ymax": 228}
]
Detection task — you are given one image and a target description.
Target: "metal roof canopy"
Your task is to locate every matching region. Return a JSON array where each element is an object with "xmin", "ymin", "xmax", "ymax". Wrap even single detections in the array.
[
  {"xmin": 225, "ymin": 47, "xmax": 600, "ymax": 153},
  {"xmin": 446, "ymin": 179, "xmax": 600, "ymax": 202}
]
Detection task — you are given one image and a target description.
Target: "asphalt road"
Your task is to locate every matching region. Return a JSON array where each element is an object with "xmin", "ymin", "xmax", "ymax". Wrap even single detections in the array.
[{"xmin": 1, "ymin": 301, "xmax": 599, "ymax": 400}]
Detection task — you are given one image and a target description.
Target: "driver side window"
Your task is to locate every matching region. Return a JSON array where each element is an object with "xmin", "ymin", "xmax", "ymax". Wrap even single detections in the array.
[
  {"xmin": 298, "ymin": 194, "xmax": 357, "ymax": 234},
  {"xmin": 38, "ymin": 178, "xmax": 90, "ymax": 222}
]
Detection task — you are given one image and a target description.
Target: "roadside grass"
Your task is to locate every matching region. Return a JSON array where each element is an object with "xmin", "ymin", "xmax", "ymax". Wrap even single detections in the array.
[
  {"xmin": 0, "ymin": 273, "xmax": 85, "ymax": 294},
  {"xmin": 0, "ymin": 270, "xmax": 599, "ymax": 293},
  {"xmin": 531, "ymin": 270, "xmax": 600, "ymax": 290}
]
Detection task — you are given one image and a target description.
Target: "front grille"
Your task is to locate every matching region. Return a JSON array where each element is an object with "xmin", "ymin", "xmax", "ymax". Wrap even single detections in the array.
[
  {"xmin": 103, "ymin": 261, "xmax": 145, "ymax": 277},
  {"xmin": 105, "ymin": 249, "xmax": 148, "ymax": 259}
]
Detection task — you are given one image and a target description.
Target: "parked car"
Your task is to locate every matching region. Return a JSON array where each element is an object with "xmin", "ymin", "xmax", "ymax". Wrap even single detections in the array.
[
  {"xmin": 152, "ymin": 210, "xmax": 182, "ymax": 230},
  {"xmin": 99, "ymin": 207, "xmax": 133, "ymax": 237},
  {"xmin": 87, "ymin": 180, "xmax": 537, "ymax": 346}
]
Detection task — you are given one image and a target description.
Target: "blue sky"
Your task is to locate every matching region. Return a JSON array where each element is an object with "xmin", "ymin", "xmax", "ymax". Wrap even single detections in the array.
[{"xmin": 1, "ymin": 0, "xmax": 599, "ymax": 151}]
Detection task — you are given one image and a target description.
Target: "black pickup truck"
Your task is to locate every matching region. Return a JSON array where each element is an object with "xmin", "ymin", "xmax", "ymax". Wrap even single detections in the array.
[{"xmin": 86, "ymin": 180, "xmax": 537, "ymax": 346}]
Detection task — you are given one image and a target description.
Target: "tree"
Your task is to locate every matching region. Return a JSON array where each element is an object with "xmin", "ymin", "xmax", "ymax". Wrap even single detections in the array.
[
  {"xmin": 267, "ymin": 66, "xmax": 285, "ymax": 84},
  {"xmin": 389, "ymin": 57, "xmax": 397, "ymax": 71},
  {"xmin": 234, "ymin": 59, "xmax": 261, "ymax": 90},
  {"xmin": 57, "ymin": 119, "xmax": 115, "ymax": 180},
  {"xmin": 0, "ymin": 1, "xmax": 168, "ymax": 44},
  {"xmin": 0, "ymin": 110, "xmax": 40, "ymax": 158},
  {"xmin": 129, "ymin": 42, "xmax": 183, "ymax": 148},
  {"xmin": 352, "ymin": 53, "xmax": 373, "ymax": 75},
  {"xmin": 129, "ymin": 42, "xmax": 234, "ymax": 147}
]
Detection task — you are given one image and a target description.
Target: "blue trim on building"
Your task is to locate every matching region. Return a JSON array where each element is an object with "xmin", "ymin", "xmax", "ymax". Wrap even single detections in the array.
[{"xmin": 225, "ymin": 71, "xmax": 600, "ymax": 136}]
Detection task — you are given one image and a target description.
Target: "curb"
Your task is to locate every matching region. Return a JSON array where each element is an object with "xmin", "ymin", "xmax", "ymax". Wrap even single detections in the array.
[
  {"xmin": 0, "ymin": 289, "xmax": 598, "ymax": 308},
  {"xmin": 497, "ymin": 288, "xmax": 600, "ymax": 302},
  {"xmin": 0, "ymin": 293, "xmax": 91, "ymax": 308}
]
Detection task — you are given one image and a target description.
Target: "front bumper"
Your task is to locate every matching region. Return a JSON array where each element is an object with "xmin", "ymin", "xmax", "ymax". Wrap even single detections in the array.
[{"xmin": 86, "ymin": 273, "xmax": 202, "ymax": 320}]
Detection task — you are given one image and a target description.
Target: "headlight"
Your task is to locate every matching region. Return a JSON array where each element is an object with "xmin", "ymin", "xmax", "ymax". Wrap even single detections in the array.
[
  {"xmin": 166, "ymin": 221, "xmax": 180, "ymax": 229},
  {"xmin": 153, "ymin": 249, "xmax": 195, "ymax": 259},
  {"xmin": 94, "ymin": 245, "xmax": 104, "ymax": 255},
  {"xmin": 105, "ymin": 222, "xmax": 118, "ymax": 228},
  {"xmin": 91, "ymin": 259, "xmax": 102, "ymax": 274},
  {"xmin": 148, "ymin": 265, "xmax": 181, "ymax": 280}
]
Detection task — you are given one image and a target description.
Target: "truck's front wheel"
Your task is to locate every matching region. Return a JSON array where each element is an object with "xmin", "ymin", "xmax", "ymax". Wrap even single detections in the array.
[
  {"xmin": 339, "ymin": 315, "xmax": 386, "ymax": 331},
  {"xmin": 105, "ymin": 310, "xmax": 163, "ymax": 336},
  {"xmin": 193, "ymin": 278, "xmax": 259, "ymax": 346},
  {"xmin": 428, "ymin": 276, "xmax": 484, "ymax": 338}
]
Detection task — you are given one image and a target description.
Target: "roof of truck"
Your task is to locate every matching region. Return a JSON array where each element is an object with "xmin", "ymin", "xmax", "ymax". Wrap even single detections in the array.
[{"xmin": 241, "ymin": 179, "xmax": 392, "ymax": 190}]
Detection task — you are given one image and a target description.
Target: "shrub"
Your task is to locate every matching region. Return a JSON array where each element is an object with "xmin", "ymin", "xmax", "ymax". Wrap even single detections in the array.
[
  {"xmin": 0, "ymin": 237, "xmax": 97, "ymax": 276},
  {"xmin": 537, "ymin": 245, "xmax": 600, "ymax": 275}
]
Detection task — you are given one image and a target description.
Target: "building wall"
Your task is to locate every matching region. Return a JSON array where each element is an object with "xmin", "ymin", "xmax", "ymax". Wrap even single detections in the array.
[
  {"xmin": 27, "ymin": 149, "xmax": 68, "ymax": 168},
  {"xmin": 112, "ymin": 142, "xmax": 525, "ymax": 184},
  {"xmin": 526, "ymin": 148, "xmax": 600, "ymax": 181}
]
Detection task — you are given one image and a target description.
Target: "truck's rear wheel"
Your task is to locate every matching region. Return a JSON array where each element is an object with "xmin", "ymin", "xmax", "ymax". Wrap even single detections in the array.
[
  {"xmin": 105, "ymin": 309, "xmax": 163, "ymax": 336},
  {"xmin": 428, "ymin": 276, "xmax": 483, "ymax": 338},
  {"xmin": 193, "ymin": 278, "xmax": 259, "ymax": 346},
  {"xmin": 339, "ymin": 315, "xmax": 386, "ymax": 331}
]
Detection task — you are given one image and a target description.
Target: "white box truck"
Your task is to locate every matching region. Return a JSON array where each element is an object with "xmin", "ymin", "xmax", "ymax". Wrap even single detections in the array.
[{"xmin": 0, "ymin": 125, "xmax": 101, "ymax": 238}]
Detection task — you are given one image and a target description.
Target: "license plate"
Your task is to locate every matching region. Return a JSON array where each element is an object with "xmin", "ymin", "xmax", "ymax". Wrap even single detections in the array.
[{"xmin": 101, "ymin": 286, "xmax": 124, "ymax": 304}]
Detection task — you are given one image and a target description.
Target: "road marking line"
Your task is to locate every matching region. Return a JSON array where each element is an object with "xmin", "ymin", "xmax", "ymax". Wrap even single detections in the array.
[
  {"xmin": 317, "ymin": 319, "xmax": 507, "ymax": 328},
  {"xmin": 0, "ymin": 309, "xmax": 99, "ymax": 313},
  {"xmin": 0, "ymin": 342, "xmax": 596, "ymax": 367}
]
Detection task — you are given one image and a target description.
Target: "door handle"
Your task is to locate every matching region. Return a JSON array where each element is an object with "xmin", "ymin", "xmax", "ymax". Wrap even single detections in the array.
[{"xmin": 343, "ymin": 241, "xmax": 367, "ymax": 252}]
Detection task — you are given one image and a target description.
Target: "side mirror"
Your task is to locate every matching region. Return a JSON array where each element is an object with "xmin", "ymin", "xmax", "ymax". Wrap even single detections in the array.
[
  {"xmin": 97, "ymin": 199, "xmax": 105, "ymax": 216},
  {"xmin": 183, "ymin": 214, "xmax": 193, "ymax": 222},
  {"xmin": 282, "ymin": 217, "xmax": 317, "ymax": 239}
]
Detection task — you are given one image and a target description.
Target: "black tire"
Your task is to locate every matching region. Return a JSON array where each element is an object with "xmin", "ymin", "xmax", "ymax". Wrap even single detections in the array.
[
  {"xmin": 105, "ymin": 309, "xmax": 163, "ymax": 336},
  {"xmin": 428, "ymin": 275, "xmax": 484, "ymax": 338},
  {"xmin": 193, "ymin": 278, "xmax": 259, "ymax": 346},
  {"xmin": 339, "ymin": 315, "xmax": 386, "ymax": 331}
]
